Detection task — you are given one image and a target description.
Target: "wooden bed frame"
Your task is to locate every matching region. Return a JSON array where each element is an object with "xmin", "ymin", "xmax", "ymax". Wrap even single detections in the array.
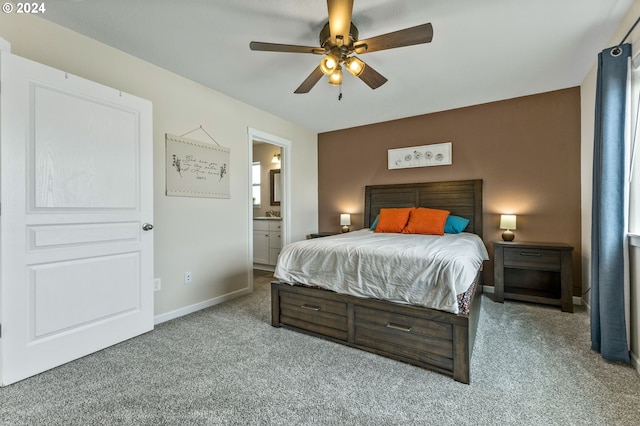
[{"xmin": 271, "ymin": 179, "xmax": 484, "ymax": 384}]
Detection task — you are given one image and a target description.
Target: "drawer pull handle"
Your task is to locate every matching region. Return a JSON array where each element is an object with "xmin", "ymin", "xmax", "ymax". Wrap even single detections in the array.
[
  {"xmin": 300, "ymin": 304, "xmax": 321, "ymax": 311},
  {"xmin": 385, "ymin": 322, "xmax": 412, "ymax": 333},
  {"xmin": 520, "ymin": 252, "xmax": 542, "ymax": 257}
]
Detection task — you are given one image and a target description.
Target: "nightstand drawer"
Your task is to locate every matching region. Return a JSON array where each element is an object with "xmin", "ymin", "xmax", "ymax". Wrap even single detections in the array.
[{"xmin": 503, "ymin": 247, "xmax": 560, "ymax": 271}]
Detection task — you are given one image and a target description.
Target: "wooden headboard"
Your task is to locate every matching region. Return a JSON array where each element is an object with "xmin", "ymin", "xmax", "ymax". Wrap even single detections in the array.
[{"xmin": 364, "ymin": 179, "xmax": 483, "ymax": 238}]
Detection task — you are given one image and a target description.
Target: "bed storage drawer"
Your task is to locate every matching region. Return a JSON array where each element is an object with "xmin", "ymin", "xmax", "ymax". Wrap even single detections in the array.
[
  {"xmin": 353, "ymin": 306, "xmax": 454, "ymax": 371},
  {"xmin": 278, "ymin": 291, "xmax": 348, "ymax": 341},
  {"xmin": 271, "ymin": 278, "xmax": 481, "ymax": 384}
]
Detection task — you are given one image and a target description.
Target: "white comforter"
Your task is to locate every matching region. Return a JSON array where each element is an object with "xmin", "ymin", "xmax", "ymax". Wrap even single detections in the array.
[{"xmin": 274, "ymin": 229, "xmax": 489, "ymax": 314}]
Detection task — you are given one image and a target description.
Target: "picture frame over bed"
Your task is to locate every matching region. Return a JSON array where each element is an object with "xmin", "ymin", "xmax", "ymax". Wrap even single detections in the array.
[{"xmin": 271, "ymin": 179, "xmax": 485, "ymax": 383}]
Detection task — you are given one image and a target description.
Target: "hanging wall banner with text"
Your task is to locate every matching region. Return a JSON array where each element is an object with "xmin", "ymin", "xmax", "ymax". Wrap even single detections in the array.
[{"xmin": 165, "ymin": 133, "xmax": 230, "ymax": 198}]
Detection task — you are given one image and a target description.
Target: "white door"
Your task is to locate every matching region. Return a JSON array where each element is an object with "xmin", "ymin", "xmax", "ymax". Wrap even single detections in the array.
[{"xmin": 0, "ymin": 51, "xmax": 154, "ymax": 385}]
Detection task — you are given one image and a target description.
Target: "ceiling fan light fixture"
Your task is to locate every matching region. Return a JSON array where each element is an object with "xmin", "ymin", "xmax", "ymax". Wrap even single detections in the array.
[
  {"xmin": 250, "ymin": 0, "xmax": 434, "ymax": 94},
  {"xmin": 320, "ymin": 54, "xmax": 340, "ymax": 75},
  {"xmin": 345, "ymin": 56, "xmax": 365, "ymax": 77},
  {"xmin": 328, "ymin": 66, "xmax": 343, "ymax": 86}
]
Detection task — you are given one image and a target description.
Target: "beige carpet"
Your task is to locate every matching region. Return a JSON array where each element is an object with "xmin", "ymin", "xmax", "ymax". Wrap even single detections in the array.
[{"xmin": 0, "ymin": 270, "xmax": 638, "ymax": 425}]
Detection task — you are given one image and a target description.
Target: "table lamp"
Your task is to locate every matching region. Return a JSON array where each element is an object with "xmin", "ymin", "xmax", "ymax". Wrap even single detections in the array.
[
  {"xmin": 340, "ymin": 214, "xmax": 351, "ymax": 233},
  {"xmin": 500, "ymin": 214, "xmax": 516, "ymax": 241}
]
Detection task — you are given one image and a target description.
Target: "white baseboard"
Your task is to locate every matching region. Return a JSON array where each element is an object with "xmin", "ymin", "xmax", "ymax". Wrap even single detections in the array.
[
  {"xmin": 253, "ymin": 264, "xmax": 275, "ymax": 272},
  {"xmin": 153, "ymin": 287, "xmax": 251, "ymax": 325},
  {"xmin": 482, "ymin": 285, "xmax": 494, "ymax": 294}
]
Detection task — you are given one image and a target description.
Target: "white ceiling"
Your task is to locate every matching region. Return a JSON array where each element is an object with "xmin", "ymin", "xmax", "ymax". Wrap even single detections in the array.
[{"xmin": 40, "ymin": 0, "xmax": 634, "ymax": 133}]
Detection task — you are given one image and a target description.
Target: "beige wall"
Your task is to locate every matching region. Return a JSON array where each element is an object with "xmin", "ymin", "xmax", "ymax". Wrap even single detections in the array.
[
  {"xmin": 0, "ymin": 14, "xmax": 318, "ymax": 320},
  {"xmin": 318, "ymin": 88, "xmax": 582, "ymax": 293},
  {"xmin": 580, "ymin": 0, "xmax": 640, "ymax": 371}
]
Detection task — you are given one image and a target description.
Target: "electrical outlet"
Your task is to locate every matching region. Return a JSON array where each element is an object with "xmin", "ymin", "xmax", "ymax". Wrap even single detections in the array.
[
  {"xmin": 184, "ymin": 272, "xmax": 192, "ymax": 284},
  {"xmin": 153, "ymin": 278, "xmax": 161, "ymax": 292}
]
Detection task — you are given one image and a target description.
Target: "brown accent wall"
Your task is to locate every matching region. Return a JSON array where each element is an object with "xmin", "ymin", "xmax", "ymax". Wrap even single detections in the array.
[{"xmin": 318, "ymin": 88, "xmax": 582, "ymax": 293}]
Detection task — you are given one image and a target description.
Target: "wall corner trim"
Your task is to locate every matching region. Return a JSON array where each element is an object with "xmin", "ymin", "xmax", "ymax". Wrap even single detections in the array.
[{"xmin": 0, "ymin": 37, "xmax": 11, "ymax": 53}]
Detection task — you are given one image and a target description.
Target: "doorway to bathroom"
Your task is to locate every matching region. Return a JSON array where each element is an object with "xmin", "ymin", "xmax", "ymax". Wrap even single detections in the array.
[{"xmin": 248, "ymin": 128, "xmax": 291, "ymax": 276}]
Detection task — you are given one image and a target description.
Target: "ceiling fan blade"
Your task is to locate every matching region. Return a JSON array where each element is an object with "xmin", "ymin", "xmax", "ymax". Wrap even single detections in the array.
[
  {"xmin": 354, "ymin": 23, "xmax": 433, "ymax": 54},
  {"xmin": 250, "ymin": 41, "xmax": 325, "ymax": 54},
  {"xmin": 327, "ymin": 0, "xmax": 354, "ymax": 44},
  {"xmin": 294, "ymin": 66, "xmax": 324, "ymax": 94},
  {"xmin": 358, "ymin": 62, "xmax": 388, "ymax": 90}
]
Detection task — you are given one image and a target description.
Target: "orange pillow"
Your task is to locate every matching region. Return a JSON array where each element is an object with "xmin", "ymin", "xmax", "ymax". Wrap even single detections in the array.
[
  {"xmin": 402, "ymin": 207, "xmax": 450, "ymax": 235},
  {"xmin": 374, "ymin": 208, "xmax": 414, "ymax": 233}
]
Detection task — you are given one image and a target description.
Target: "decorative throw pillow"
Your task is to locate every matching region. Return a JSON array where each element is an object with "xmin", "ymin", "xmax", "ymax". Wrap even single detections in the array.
[
  {"xmin": 402, "ymin": 207, "xmax": 450, "ymax": 235},
  {"xmin": 374, "ymin": 208, "xmax": 414, "ymax": 233},
  {"xmin": 444, "ymin": 215, "xmax": 470, "ymax": 234},
  {"xmin": 370, "ymin": 215, "xmax": 380, "ymax": 230}
]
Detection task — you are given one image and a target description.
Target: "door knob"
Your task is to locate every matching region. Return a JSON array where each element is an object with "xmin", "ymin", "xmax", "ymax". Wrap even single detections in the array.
[{"xmin": 142, "ymin": 223, "xmax": 154, "ymax": 231}]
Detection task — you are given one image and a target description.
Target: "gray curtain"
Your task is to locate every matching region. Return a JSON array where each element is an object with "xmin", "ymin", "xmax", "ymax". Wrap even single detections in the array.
[{"xmin": 591, "ymin": 43, "xmax": 631, "ymax": 362}]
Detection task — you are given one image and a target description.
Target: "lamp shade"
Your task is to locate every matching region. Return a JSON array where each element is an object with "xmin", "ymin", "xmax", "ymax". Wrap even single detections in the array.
[
  {"xmin": 499, "ymin": 214, "xmax": 517, "ymax": 230},
  {"xmin": 328, "ymin": 66, "xmax": 343, "ymax": 86},
  {"xmin": 320, "ymin": 54, "xmax": 339, "ymax": 75},
  {"xmin": 345, "ymin": 56, "xmax": 365, "ymax": 77},
  {"xmin": 340, "ymin": 214, "xmax": 351, "ymax": 226}
]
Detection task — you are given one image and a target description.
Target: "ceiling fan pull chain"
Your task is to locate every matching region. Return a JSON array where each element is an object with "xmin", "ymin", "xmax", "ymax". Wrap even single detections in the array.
[{"xmin": 338, "ymin": 84, "xmax": 343, "ymax": 101}]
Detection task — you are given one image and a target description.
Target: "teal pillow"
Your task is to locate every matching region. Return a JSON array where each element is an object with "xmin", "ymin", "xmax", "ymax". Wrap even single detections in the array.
[
  {"xmin": 444, "ymin": 215, "xmax": 469, "ymax": 234},
  {"xmin": 370, "ymin": 215, "xmax": 380, "ymax": 230}
]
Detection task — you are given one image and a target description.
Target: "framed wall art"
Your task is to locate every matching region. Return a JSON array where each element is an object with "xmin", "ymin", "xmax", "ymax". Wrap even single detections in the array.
[
  {"xmin": 388, "ymin": 142, "xmax": 452, "ymax": 170},
  {"xmin": 165, "ymin": 133, "xmax": 230, "ymax": 198}
]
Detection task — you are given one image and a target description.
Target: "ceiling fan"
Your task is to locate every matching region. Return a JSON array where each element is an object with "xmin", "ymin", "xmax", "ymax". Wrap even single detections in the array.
[{"xmin": 249, "ymin": 0, "xmax": 433, "ymax": 94}]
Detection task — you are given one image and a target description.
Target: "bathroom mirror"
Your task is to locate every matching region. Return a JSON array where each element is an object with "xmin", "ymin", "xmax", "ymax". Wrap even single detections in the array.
[{"xmin": 270, "ymin": 169, "xmax": 281, "ymax": 206}]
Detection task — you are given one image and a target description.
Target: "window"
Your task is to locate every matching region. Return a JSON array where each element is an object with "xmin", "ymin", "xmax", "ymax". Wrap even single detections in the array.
[{"xmin": 252, "ymin": 162, "xmax": 261, "ymax": 206}]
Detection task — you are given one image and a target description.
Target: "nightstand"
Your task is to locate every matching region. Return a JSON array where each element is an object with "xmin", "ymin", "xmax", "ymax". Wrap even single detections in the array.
[
  {"xmin": 493, "ymin": 241, "xmax": 573, "ymax": 312},
  {"xmin": 308, "ymin": 232, "xmax": 339, "ymax": 239}
]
